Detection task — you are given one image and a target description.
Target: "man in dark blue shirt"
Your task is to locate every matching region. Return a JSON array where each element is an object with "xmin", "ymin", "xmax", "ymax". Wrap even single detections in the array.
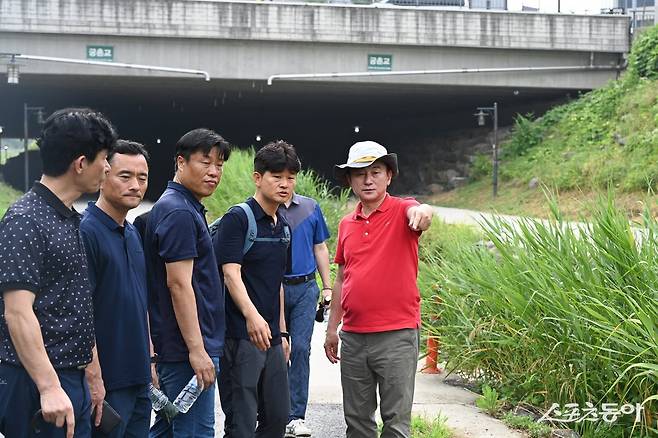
[
  {"xmin": 145, "ymin": 128, "xmax": 231, "ymax": 437},
  {"xmin": 80, "ymin": 140, "xmax": 152, "ymax": 437},
  {"xmin": 0, "ymin": 108, "xmax": 117, "ymax": 438},
  {"xmin": 215, "ymin": 140, "xmax": 300, "ymax": 438}
]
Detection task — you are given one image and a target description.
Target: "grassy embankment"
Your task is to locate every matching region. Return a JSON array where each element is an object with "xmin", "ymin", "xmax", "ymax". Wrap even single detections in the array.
[{"xmin": 430, "ymin": 25, "xmax": 658, "ymax": 221}]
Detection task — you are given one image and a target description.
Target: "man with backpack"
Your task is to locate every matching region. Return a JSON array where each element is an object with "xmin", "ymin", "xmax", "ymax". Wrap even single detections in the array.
[{"xmin": 213, "ymin": 140, "xmax": 300, "ymax": 438}]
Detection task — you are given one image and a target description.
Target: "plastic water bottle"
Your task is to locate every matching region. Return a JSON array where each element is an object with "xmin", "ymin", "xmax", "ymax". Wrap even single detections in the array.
[
  {"xmin": 148, "ymin": 383, "xmax": 178, "ymax": 419},
  {"xmin": 148, "ymin": 383, "xmax": 170, "ymax": 411},
  {"xmin": 172, "ymin": 376, "xmax": 205, "ymax": 414}
]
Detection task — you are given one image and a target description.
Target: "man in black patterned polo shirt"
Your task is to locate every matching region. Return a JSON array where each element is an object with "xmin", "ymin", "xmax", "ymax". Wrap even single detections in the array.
[{"xmin": 0, "ymin": 108, "xmax": 117, "ymax": 438}]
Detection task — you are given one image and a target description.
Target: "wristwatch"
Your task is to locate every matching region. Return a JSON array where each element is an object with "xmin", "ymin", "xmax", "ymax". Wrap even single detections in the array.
[
  {"xmin": 280, "ymin": 331, "xmax": 290, "ymax": 341},
  {"xmin": 150, "ymin": 353, "xmax": 158, "ymax": 364}
]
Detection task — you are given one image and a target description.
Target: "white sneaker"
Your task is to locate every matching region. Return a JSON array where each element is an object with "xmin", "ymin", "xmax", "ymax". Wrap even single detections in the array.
[{"xmin": 285, "ymin": 419, "xmax": 312, "ymax": 437}]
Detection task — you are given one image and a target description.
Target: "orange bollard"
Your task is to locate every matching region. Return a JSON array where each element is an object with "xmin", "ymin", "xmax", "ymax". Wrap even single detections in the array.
[
  {"xmin": 422, "ymin": 336, "xmax": 441, "ymax": 374},
  {"xmin": 422, "ymin": 293, "xmax": 442, "ymax": 374}
]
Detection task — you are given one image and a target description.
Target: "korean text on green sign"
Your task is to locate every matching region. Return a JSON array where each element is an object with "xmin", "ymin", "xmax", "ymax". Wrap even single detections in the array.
[
  {"xmin": 368, "ymin": 54, "xmax": 392, "ymax": 71},
  {"xmin": 87, "ymin": 46, "xmax": 114, "ymax": 62}
]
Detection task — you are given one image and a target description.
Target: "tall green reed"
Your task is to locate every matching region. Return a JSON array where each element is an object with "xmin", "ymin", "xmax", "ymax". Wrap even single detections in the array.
[{"xmin": 422, "ymin": 197, "xmax": 657, "ymax": 436}]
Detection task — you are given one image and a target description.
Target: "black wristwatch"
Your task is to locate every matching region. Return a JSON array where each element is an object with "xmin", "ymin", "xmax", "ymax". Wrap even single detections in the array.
[
  {"xmin": 280, "ymin": 331, "xmax": 290, "ymax": 341},
  {"xmin": 150, "ymin": 353, "xmax": 158, "ymax": 364}
]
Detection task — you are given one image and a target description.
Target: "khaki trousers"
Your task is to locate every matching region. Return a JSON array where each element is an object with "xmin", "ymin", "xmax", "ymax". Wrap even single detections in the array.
[{"xmin": 339, "ymin": 328, "xmax": 419, "ymax": 438}]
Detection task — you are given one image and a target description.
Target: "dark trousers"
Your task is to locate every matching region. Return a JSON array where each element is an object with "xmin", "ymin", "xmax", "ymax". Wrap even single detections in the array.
[
  {"xmin": 93, "ymin": 383, "xmax": 151, "ymax": 438},
  {"xmin": 219, "ymin": 339, "xmax": 290, "ymax": 438},
  {"xmin": 0, "ymin": 363, "xmax": 92, "ymax": 438}
]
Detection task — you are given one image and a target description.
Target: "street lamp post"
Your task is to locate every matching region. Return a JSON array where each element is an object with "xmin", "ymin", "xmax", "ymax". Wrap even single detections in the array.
[
  {"xmin": 6, "ymin": 55, "xmax": 19, "ymax": 85},
  {"xmin": 0, "ymin": 126, "xmax": 3, "ymax": 165},
  {"xmin": 474, "ymin": 102, "xmax": 499, "ymax": 198},
  {"xmin": 23, "ymin": 104, "xmax": 45, "ymax": 192}
]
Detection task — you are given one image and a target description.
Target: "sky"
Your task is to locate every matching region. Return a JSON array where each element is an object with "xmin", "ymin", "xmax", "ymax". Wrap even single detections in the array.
[{"xmin": 506, "ymin": 0, "xmax": 616, "ymax": 14}]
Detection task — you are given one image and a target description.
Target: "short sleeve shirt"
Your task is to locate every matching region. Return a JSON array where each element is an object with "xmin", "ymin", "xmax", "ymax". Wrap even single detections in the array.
[
  {"xmin": 144, "ymin": 181, "xmax": 225, "ymax": 361},
  {"xmin": 132, "ymin": 211, "xmax": 149, "ymax": 247},
  {"xmin": 80, "ymin": 203, "xmax": 150, "ymax": 390},
  {"xmin": 0, "ymin": 183, "xmax": 94, "ymax": 368},
  {"xmin": 279, "ymin": 194, "xmax": 330, "ymax": 277},
  {"xmin": 335, "ymin": 194, "xmax": 421, "ymax": 333},
  {"xmin": 214, "ymin": 197, "xmax": 289, "ymax": 343}
]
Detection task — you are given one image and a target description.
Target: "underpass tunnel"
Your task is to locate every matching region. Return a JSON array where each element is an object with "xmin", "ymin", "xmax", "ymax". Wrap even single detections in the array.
[{"xmin": 0, "ymin": 74, "xmax": 583, "ymax": 199}]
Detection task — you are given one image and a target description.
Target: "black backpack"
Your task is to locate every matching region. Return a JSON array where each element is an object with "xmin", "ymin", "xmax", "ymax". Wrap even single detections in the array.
[{"xmin": 209, "ymin": 202, "xmax": 290, "ymax": 255}]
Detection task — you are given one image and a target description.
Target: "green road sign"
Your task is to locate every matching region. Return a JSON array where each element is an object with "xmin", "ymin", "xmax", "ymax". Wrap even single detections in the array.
[
  {"xmin": 87, "ymin": 45, "xmax": 114, "ymax": 62},
  {"xmin": 368, "ymin": 54, "xmax": 392, "ymax": 71}
]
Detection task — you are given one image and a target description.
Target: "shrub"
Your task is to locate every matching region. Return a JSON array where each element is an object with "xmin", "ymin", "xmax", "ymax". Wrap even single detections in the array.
[
  {"xmin": 470, "ymin": 153, "xmax": 493, "ymax": 180},
  {"xmin": 629, "ymin": 24, "xmax": 658, "ymax": 80},
  {"xmin": 505, "ymin": 113, "xmax": 545, "ymax": 158},
  {"xmin": 476, "ymin": 384, "xmax": 504, "ymax": 416},
  {"xmin": 409, "ymin": 415, "xmax": 452, "ymax": 438},
  {"xmin": 502, "ymin": 413, "xmax": 552, "ymax": 438},
  {"xmin": 380, "ymin": 415, "xmax": 452, "ymax": 438}
]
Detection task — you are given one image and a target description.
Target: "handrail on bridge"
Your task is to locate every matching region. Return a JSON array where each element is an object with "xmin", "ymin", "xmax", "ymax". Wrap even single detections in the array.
[
  {"xmin": 1, "ymin": 53, "xmax": 211, "ymax": 81},
  {"xmin": 267, "ymin": 64, "xmax": 624, "ymax": 85}
]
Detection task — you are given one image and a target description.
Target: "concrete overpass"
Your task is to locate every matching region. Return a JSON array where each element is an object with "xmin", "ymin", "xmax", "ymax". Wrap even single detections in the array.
[
  {"xmin": 1, "ymin": 0, "xmax": 630, "ymax": 87},
  {"xmin": 0, "ymin": 0, "xmax": 631, "ymax": 196}
]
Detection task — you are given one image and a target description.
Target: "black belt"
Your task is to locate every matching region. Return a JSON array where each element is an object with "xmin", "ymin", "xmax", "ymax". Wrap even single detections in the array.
[{"xmin": 283, "ymin": 273, "xmax": 316, "ymax": 285}]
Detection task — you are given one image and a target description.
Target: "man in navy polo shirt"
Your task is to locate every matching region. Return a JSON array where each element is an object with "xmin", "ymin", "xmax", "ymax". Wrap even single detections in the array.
[
  {"xmin": 279, "ymin": 193, "xmax": 331, "ymax": 438},
  {"xmin": 0, "ymin": 108, "xmax": 117, "ymax": 438},
  {"xmin": 145, "ymin": 128, "xmax": 231, "ymax": 437},
  {"xmin": 214, "ymin": 140, "xmax": 300, "ymax": 438},
  {"xmin": 80, "ymin": 140, "xmax": 152, "ymax": 437}
]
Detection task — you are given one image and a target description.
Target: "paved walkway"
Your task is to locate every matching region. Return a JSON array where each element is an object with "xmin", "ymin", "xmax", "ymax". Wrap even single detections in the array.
[
  {"xmin": 432, "ymin": 206, "xmax": 521, "ymax": 227},
  {"xmin": 212, "ymin": 322, "xmax": 523, "ymax": 437}
]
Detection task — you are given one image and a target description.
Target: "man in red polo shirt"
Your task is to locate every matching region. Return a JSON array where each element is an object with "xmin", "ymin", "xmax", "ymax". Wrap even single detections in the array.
[{"xmin": 324, "ymin": 141, "xmax": 434, "ymax": 438}]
